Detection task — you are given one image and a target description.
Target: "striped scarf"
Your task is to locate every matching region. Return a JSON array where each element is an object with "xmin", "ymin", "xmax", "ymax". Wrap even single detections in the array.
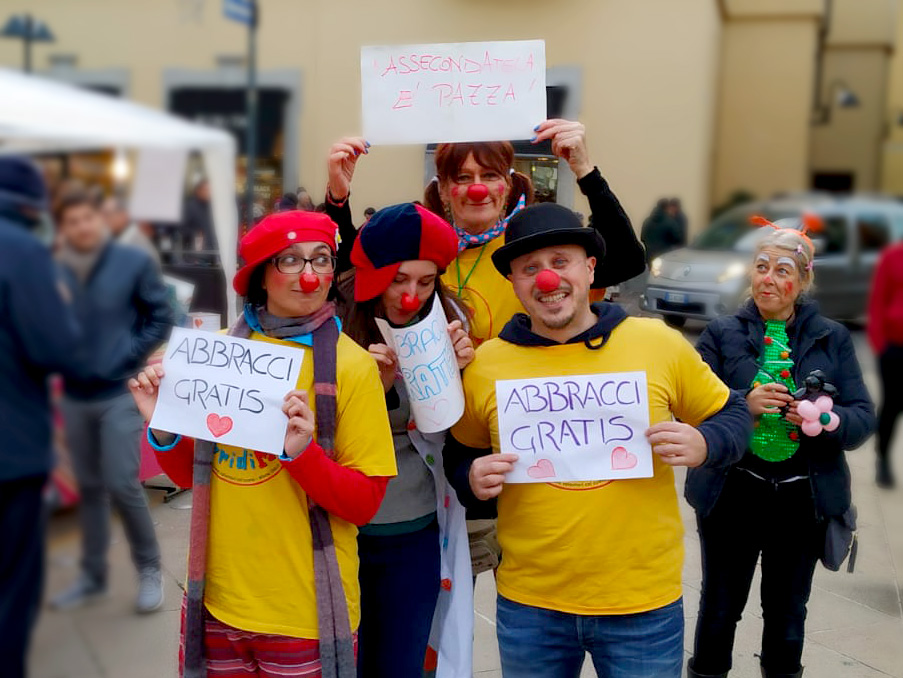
[
  {"xmin": 453, "ymin": 193, "xmax": 526, "ymax": 252},
  {"xmin": 182, "ymin": 302, "xmax": 354, "ymax": 678}
]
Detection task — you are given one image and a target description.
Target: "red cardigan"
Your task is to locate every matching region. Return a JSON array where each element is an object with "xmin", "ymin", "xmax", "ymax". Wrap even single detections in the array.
[
  {"xmin": 867, "ymin": 242, "xmax": 903, "ymax": 354},
  {"xmin": 153, "ymin": 434, "xmax": 389, "ymax": 527}
]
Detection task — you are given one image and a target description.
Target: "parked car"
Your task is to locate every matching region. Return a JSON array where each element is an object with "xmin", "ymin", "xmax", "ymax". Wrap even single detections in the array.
[{"xmin": 640, "ymin": 193, "xmax": 903, "ymax": 325}]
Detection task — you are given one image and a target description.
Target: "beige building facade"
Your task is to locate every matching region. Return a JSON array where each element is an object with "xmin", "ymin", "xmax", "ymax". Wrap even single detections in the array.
[{"xmin": 1, "ymin": 0, "xmax": 899, "ymax": 238}]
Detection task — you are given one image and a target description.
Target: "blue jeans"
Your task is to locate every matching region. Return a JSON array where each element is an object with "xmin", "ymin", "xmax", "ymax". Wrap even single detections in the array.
[{"xmin": 497, "ymin": 595, "xmax": 684, "ymax": 678}]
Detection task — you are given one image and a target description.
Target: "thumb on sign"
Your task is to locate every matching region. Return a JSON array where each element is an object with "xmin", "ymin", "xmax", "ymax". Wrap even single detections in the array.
[
  {"xmin": 129, "ymin": 364, "xmax": 166, "ymax": 421},
  {"xmin": 282, "ymin": 390, "xmax": 316, "ymax": 459}
]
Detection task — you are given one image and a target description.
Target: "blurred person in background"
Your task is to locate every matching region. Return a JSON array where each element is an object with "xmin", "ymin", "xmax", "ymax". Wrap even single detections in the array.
[
  {"xmin": 641, "ymin": 197, "xmax": 685, "ymax": 265},
  {"xmin": 297, "ymin": 186, "xmax": 315, "ymax": 211},
  {"xmin": 0, "ymin": 157, "xmax": 81, "ymax": 678},
  {"xmin": 867, "ymin": 240, "xmax": 903, "ymax": 489},
  {"xmin": 101, "ymin": 195, "xmax": 161, "ymax": 267},
  {"xmin": 274, "ymin": 192, "xmax": 299, "ymax": 213},
  {"xmin": 687, "ymin": 224, "xmax": 875, "ymax": 678},
  {"xmin": 183, "ymin": 176, "xmax": 217, "ymax": 252},
  {"xmin": 363, "ymin": 206, "xmax": 376, "ymax": 224},
  {"xmin": 669, "ymin": 197, "xmax": 688, "ymax": 247},
  {"xmin": 49, "ymin": 188, "xmax": 173, "ymax": 615}
]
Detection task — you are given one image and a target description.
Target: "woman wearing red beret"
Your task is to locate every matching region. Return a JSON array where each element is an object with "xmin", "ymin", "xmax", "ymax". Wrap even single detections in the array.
[{"xmin": 129, "ymin": 211, "xmax": 396, "ymax": 678}]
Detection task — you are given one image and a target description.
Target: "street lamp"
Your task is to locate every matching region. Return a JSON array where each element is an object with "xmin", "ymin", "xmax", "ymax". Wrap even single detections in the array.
[
  {"xmin": 1, "ymin": 14, "xmax": 55, "ymax": 73},
  {"xmin": 812, "ymin": 79, "xmax": 860, "ymax": 126}
]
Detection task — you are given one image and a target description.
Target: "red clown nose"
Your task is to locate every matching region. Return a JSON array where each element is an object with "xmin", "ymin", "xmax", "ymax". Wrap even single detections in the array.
[
  {"xmin": 299, "ymin": 272, "xmax": 320, "ymax": 293},
  {"xmin": 400, "ymin": 293, "xmax": 421, "ymax": 313},
  {"xmin": 535, "ymin": 269, "xmax": 561, "ymax": 293},
  {"xmin": 466, "ymin": 184, "xmax": 489, "ymax": 202}
]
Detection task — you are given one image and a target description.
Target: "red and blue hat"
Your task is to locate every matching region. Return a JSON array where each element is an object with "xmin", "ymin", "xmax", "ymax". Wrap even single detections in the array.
[
  {"xmin": 233, "ymin": 210, "xmax": 339, "ymax": 296},
  {"xmin": 351, "ymin": 203, "xmax": 458, "ymax": 301}
]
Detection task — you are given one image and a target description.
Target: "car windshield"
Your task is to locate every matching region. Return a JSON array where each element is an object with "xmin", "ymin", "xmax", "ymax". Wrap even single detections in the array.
[{"xmin": 693, "ymin": 207, "xmax": 799, "ymax": 251}]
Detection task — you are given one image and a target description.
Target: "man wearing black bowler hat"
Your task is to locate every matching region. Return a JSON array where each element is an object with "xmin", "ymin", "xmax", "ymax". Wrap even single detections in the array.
[{"xmin": 443, "ymin": 202, "xmax": 751, "ymax": 678}]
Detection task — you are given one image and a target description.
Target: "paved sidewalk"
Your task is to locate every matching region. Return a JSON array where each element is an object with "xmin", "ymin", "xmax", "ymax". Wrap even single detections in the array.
[{"xmin": 30, "ymin": 331, "xmax": 903, "ymax": 677}]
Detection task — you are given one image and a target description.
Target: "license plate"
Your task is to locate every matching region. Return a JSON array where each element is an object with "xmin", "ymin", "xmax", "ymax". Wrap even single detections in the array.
[{"xmin": 665, "ymin": 292, "xmax": 688, "ymax": 304}]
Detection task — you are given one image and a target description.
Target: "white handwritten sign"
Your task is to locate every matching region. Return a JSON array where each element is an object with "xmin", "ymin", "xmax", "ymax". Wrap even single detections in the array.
[
  {"xmin": 150, "ymin": 328, "xmax": 304, "ymax": 455},
  {"xmin": 496, "ymin": 372, "xmax": 653, "ymax": 483},
  {"xmin": 361, "ymin": 39, "xmax": 547, "ymax": 145},
  {"xmin": 375, "ymin": 295, "xmax": 465, "ymax": 433}
]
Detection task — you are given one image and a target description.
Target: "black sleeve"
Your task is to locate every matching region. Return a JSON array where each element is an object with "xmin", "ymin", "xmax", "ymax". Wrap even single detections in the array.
[
  {"xmin": 325, "ymin": 197, "xmax": 358, "ymax": 275},
  {"xmin": 695, "ymin": 322, "xmax": 725, "ymax": 380},
  {"xmin": 824, "ymin": 328, "xmax": 876, "ymax": 451},
  {"xmin": 697, "ymin": 389, "xmax": 753, "ymax": 469},
  {"xmin": 579, "ymin": 168, "xmax": 647, "ymax": 288},
  {"xmin": 442, "ymin": 432, "xmax": 498, "ymax": 518}
]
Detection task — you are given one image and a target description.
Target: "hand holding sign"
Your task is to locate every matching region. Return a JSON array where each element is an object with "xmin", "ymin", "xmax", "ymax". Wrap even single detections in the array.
[
  {"xmin": 327, "ymin": 136, "xmax": 369, "ymax": 201},
  {"xmin": 367, "ymin": 343, "xmax": 398, "ymax": 393},
  {"xmin": 130, "ymin": 364, "xmax": 166, "ymax": 421},
  {"xmin": 282, "ymin": 390, "xmax": 315, "ymax": 459},
  {"xmin": 469, "ymin": 453, "xmax": 519, "ymax": 500},
  {"xmin": 448, "ymin": 320, "xmax": 475, "ymax": 369},
  {"xmin": 645, "ymin": 421, "xmax": 708, "ymax": 468},
  {"xmin": 535, "ymin": 119, "xmax": 594, "ymax": 180}
]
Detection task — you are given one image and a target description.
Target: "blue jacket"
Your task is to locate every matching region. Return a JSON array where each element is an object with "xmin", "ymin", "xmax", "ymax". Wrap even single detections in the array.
[
  {"xmin": 687, "ymin": 298, "xmax": 876, "ymax": 519},
  {"xmin": 59, "ymin": 241, "xmax": 172, "ymax": 400},
  {"xmin": 0, "ymin": 211, "xmax": 81, "ymax": 481}
]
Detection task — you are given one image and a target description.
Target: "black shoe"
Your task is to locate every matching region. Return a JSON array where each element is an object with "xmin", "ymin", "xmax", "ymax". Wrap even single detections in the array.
[
  {"xmin": 876, "ymin": 459, "xmax": 895, "ymax": 489},
  {"xmin": 688, "ymin": 658, "xmax": 728, "ymax": 678}
]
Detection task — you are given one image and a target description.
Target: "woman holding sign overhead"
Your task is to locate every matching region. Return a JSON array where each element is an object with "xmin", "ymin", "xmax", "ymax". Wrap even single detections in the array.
[
  {"xmin": 342, "ymin": 202, "xmax": 475, "ymax": 678},
  {"xmin": 326, "ymin": 119, "xmax": 646, "ymax": 345},
  {"xmin": 129, "ymin": 210, "xmax": 396, "ymax": 678}
]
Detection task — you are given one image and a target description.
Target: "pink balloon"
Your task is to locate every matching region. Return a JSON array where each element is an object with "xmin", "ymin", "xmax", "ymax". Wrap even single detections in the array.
[
  {"xmin": 815, "ymin": 395, "xmax": 834, "ymax": 413},
  {"xmin": 824, "ymin": 411, "xmax": 840, "ymax": 432},
  {"xmin": 797, "ymin": 400, "xmax": 819, "ymax": 420},
  {"xmin": 801, "ymin": 420, "xmax": 823, "ymax": 437}
]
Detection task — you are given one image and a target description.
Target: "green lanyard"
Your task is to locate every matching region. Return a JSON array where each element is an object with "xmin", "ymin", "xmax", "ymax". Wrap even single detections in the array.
[{"xmin": 454, "ymin": 245, "xmax": 488, "ymax": 298}]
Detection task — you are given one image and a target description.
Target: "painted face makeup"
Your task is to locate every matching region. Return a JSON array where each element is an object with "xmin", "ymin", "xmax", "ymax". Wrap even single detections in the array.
[{"xmin": 752, "ymin": 248, "xmax": 802, "ymax": 320}]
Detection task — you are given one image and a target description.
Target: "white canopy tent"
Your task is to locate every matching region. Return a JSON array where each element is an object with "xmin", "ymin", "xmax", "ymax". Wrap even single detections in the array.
[{"xmin": 0, "ymin": 67, "xmax": 239, "ymax": 323}]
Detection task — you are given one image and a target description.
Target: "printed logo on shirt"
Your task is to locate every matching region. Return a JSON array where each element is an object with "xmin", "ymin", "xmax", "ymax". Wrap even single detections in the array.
[
  {"xmin": 212, "ymin": 445, "xmax": 282, "ymax": 486},
  {"xmin": 548, "ymin": 480, "xmax": 613, "ymax": 491}
]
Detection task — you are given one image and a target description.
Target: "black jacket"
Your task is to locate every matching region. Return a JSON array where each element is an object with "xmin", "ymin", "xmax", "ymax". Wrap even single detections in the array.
[
  {"xmin": 687, "ymin": 298, "xmax": 876, "ymax": 519},
  {"xmin": 59, "ymin": 241, "xmax": 173, "ymax": 400},
  {"xmin": 444, "ymin": 303, "xmax": 751, "ymax": 516},
  {"xmin": 327, "ymin": 168, "xmax": 647, "ymax": 289},
  {"xmin": 0, "ymin": 209, "xmax": 81, "ymax": 481}
]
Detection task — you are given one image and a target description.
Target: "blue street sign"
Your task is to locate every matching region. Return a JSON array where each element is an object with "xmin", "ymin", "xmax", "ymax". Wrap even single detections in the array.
[{"xmin": 223, "ymin": 0, "xmax": 255, "ymax": 26}]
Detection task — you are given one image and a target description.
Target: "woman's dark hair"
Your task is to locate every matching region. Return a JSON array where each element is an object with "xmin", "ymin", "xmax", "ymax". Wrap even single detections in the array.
[
  {"xmin": 343, "ymin": 278, "xmax": 470, "ymax": 350},
  {"xmin": 423, "ymin": 141, "xmax": 534, "ymax": 223}
]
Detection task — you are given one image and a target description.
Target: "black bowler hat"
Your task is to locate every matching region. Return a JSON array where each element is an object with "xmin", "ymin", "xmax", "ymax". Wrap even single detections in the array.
[{"xmin": 491, "ymin": 202, "xmax": 606, "ymax": 276}]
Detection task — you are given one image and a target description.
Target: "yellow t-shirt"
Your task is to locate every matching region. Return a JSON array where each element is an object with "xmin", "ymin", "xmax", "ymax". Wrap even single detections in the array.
[
  {"xmin": 441, "ymin": 237, "xmax": 524, "ymax": 346},
  {"xmin": 204, "ymin": 331, "xmax": 397, "ymax": 638},
  {"xmin": 451, "ymin": 317, "xmax": 729, "ymax": 615}
]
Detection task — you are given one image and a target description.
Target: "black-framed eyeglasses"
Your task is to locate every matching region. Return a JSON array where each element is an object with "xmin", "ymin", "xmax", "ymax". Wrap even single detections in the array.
[{"xmin": 271, "ymin": 253, "xmax": 337, "ymax": 275}]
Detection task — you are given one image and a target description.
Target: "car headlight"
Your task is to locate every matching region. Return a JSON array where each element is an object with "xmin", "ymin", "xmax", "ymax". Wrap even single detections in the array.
[
  {"xmin": 650, "ymin": 257, "xmax": 663, "ymax": 277},
  {"xmin": 717, "ymin": 261, "xmax": 746, "ymax": 283}
]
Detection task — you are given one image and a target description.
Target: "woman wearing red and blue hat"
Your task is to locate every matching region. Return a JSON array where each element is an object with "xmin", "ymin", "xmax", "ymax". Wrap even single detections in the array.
[
  {"xmin": 128, "ymin": 210, "xmax": 396, "ymax": 678},
  {"xmin": 342, "ymin": 203, "xmax": 476, "ymax": 678}
]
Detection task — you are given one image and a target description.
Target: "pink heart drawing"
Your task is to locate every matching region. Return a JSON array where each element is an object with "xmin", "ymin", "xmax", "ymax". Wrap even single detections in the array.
[
  {"xmin": 527, "ymin": 458, "xmax": 556, "ymax": 480},
  {"xmin": 611, "ymin": 446, "xmax": 638, "ymax": 471},
  {"xmin": 206, "ymin": 413, "xmax": 233, "ymax": 438},
  {"xmin": 193, "ymin": 318, "xmax": 203, "ymax": 328},
  {"xmin": 418, "ymin": 398, "xmax": 449, "ymax": 426}
]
